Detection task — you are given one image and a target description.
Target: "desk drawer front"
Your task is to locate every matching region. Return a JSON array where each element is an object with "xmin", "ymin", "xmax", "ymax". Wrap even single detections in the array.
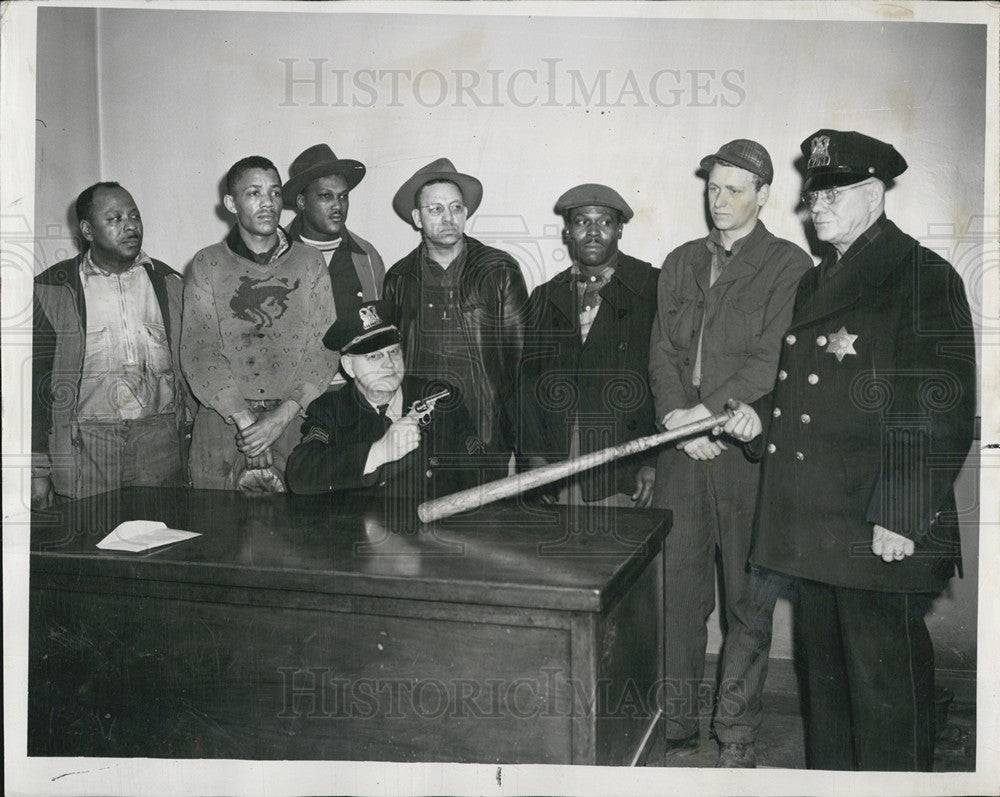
[{"xmin": 30, "ymin": 586, "xmax": 583, "ymax": 763}]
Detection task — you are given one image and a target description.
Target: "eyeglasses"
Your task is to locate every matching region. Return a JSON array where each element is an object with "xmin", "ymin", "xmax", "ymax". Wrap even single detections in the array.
[
  {"xmin": 418, "ymin": 202, "xmax": 467, "ymax": 218},
  {"xmin": 801, "ymin": 181, "xmax": 871, "ymax": 209},
  {"xmin": 363, "ymin": 345, "xmax": 403, "ymax": 364}
]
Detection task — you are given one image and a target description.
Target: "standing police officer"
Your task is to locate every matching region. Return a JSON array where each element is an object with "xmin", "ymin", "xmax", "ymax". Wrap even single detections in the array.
[{"xmin": 721, "ymin": 130, "xmax": 976, "ymax": 770}]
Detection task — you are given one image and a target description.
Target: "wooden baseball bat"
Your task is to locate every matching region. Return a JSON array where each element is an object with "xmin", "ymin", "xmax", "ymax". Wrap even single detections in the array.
[{"xmin": 417, "ymin": 404, "xmax": 736, "ymax": 523}]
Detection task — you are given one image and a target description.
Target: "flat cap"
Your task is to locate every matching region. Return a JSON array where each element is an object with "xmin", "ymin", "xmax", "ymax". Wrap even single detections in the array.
[
  {"xmin": 700, "ymin": 139, "xmax": 774, "ymax": 185},
  {"xmin": 554, "ymin": 184, "xmax": 634, "ymax": 221},
  {"xmin": 801, "ymin": 129, "xmax": 907, "ymax": 191},
  {"xmin": 322, "ymin": 300, "xmax": 400, "ymax": 355}
]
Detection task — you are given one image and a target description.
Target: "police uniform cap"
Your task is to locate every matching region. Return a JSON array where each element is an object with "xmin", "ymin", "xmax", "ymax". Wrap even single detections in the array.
[
  {"xmin": 801, "ymin": 129, "xmax": 907, "ymax": 191},
  {"xmin": 322, "ymin": 299, "xmax": 400, "ymax": 355}
]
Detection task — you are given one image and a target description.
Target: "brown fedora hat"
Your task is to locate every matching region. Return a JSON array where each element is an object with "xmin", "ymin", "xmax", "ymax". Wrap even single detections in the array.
[
  {"xmin": 282, "ymin": 144, "xmax": 366, "ymax": 209},
  {"xmin": 392, "ymin": 158, "xmax": 483, "ymax": 223}
]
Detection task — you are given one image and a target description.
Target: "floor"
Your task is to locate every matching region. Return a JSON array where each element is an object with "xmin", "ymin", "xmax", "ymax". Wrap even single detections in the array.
[{"xmin": 644, "ymin": 687, "xmax": 976, "ymax": 771}]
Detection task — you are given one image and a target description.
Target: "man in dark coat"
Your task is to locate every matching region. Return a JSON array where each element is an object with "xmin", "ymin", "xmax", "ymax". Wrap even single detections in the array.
[
  {"xmin": 282, "ymin": 143, "xmax": 385, "ymax": 391},
  {"xmin": 382, "ymin": 158, "xmax": 528, "ymax": 483},
  {"xmin": 519, "ymin": 183, "xmax": 657, "ymax": 509},
  {"xmin": 648, "ymin": 140, "xmax": 812, "ymax": 765},
  {"xmin": 282, "ymin": 143, "xmax": 384, "ymax": 318},
  {"xmin": 285, "ymin": 300, "xmax": 480, "ymax": 509},
  {"xmin": 720, "ymin": 130, "xmax": 976, "ymax": 770}
]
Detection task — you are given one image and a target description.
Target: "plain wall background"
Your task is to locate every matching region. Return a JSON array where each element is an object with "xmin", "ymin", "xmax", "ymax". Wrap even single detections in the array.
[
  {"xmin": 32, "ymin": 6, "xmax": 986, "ymax": 678},
  {"xmin": 32, "ymin": 8, "xmax": 101, "ymax": 268}
]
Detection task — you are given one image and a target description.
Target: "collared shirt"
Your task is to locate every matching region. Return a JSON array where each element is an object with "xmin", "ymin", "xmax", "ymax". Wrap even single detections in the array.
[
  {"xmin": 226, "ymin": 225, "xmax": 291, "ymax": 265},
  {"xmin": 417, "ymin": 241, "xmax": 467, "ymax": 347},
  {"xmin": 420, "ymin": 241, "xmax": 467, "ymax": 288},
  {"xmin": 363, "ymin": 387, "xmax": 404, "ymax": 422},
  {"xmin": 413, "ymin": 240, "xmax": 477, "ymax": 414},
  {"xmin": 572, "ymin": 258, "xmax": 617, "ymax": 343},
  {"xmin": 409, "ymin": 240, "xmax": 486, "ymax": 448},
  {"xmin": 361, "ymin": 387, "xmax": 404, "ymax": 475},
  {"xmin": 692, "ymin": 226, "xmax": 754, "ymax": 388},
  {"xmin": 77, "ymin": 250, "xmax": 175, "ymax": 421}
]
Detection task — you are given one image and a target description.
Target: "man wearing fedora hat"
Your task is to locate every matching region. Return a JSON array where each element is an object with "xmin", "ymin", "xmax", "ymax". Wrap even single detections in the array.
[
  {"xmin": 520, "ymin": 183, "xmax": 658, "ymax": 510},
  {"xmin": 648, "ymin": 139, "xmax": 811, "ymax": 766},
  {"xmin": 284, "ymin": 144, "xmax": 385, "ymax": 323},
  {"xmin": 383, "ymin": 158, "xmax": 528, "ymax": 482},
  {"xmin": 718, "ymin": 130, "xmax": 975, "ymax": 770},
  {"xmin": 285, "ymin": 300, "xmax": 478, "ymax": 506}
]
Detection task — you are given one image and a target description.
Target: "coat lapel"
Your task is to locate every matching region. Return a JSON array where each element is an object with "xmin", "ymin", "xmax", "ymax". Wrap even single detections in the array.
[
  {"xmin": 787, "ymin": 220, "xmax": 911, "ymax": 332},
  {"xmin": 548, "ymin": 269, "xmax": 577, "ymax": 328},
  {"xmin": 788, "ymin": 262, "xmax": 866, "ymax": 331}
]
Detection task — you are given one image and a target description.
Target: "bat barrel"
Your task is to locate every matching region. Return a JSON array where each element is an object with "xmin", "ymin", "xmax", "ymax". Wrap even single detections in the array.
[{"xmin": 417, "ymin": 408, "xmax": 733, "ymax": 524}]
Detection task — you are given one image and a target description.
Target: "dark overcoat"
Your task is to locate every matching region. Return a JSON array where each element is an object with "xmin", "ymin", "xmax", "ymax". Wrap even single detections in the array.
[
  {"xmin": 519, "ymin": 254, "xmax": 659, "ymax": 501},
  {"xmin": 750, "ymin": 217, "xmax": 976, "ymax": 592}
]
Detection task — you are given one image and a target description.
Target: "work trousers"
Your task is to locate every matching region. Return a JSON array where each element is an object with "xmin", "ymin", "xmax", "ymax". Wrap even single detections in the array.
[
  {"xmin": 69, "ymin": 413, "xmax": 184, "ymax": 499},
  {"xmin": 714, "ymin": 567, "xmax": 795, "ymax": 743},
  {"xmin": 189, "ymin": 403, "xmax": 302, "ymax": 490},
  {"xmin": 797, "ymin": 579, "xmax": 936, "ymax": 771},
  {"xmin": 653, "ymin": 444, "xmax": 761, "ymax": 741}
]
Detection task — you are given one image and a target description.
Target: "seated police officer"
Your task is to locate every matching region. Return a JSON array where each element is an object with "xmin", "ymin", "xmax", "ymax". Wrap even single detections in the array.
[{"xmin": 285, "ymin": 300, "xmax": 479, "ymax": 501}]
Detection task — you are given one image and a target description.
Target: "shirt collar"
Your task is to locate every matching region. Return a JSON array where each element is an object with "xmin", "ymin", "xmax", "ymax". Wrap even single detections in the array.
[
  {"xmin": 358, "ymin": 386, "xmax": 404, "ymax": 421},
  {"xmin": 571, "ymin": 258, "xmax": 617, "ymax": 285},
  {"xmin": 226, "ymin": 225, "xmax": 290, "ymax": 265},
  {"xmin": 80, "ymin": 248, "xmax": 152, "ymax": 277},
  {"xmin": 420, "ymin": 237, "xmax": 467, "ymax": 272},
  {"xmin": 705, "ymin": 224, "xmax": 756, "ymax": 258}
]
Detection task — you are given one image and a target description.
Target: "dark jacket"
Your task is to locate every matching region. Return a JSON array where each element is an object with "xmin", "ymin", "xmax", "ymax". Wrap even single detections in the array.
[
  {"xmin": 286, "ymin": 215, "xmax": 385, "ymax": 306},
  {"xmin": 382, "ymin": 236, "xmax": 528, "ymax": 455},
  {"xmin": 519, "ymin": 254, "xmax": 659, "ymax": 501},
  {"xmin": 649, "ymin": 221, "xmax": 813, "ymax": 417},
  {"xmin": 285, "ymin": 376, "xmax": 480, "ymax": 500},
  {"xmin": 749, "ymin": 217, "xmax": 976, "ymax": 592},
  {"xmin": 32, "ymin": 255, "xmax": 195, "ymax": 496}
]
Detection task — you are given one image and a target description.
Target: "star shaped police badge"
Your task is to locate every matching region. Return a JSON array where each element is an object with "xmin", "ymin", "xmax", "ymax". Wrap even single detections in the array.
[{"xmin": 825, "ymin": 326, "xmax": 858, "ymax": 362}]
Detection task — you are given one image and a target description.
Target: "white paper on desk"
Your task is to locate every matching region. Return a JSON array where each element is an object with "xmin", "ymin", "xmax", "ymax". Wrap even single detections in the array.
[{"xmin": 96, "ymin": 520, "xmax": 201, "ymax": 553}]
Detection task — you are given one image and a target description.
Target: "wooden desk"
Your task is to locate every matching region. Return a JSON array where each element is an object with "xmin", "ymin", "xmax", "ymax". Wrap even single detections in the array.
[{"xmin": 29, "ymin": 488, "xmax": 668, "ymax": 765}]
